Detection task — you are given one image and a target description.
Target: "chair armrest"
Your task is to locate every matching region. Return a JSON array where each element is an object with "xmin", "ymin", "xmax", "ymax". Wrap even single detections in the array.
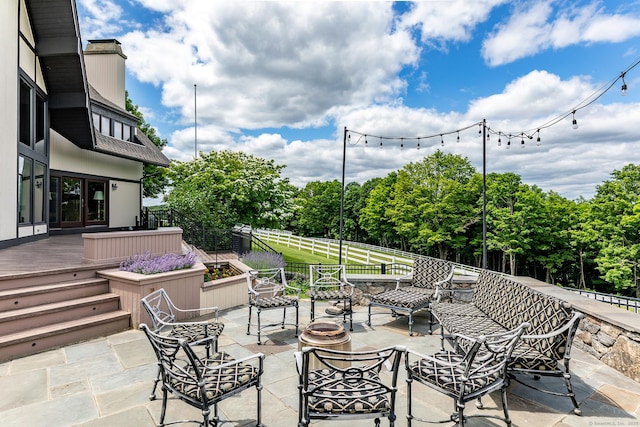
[
  {"xmin": 521, "ymin": 311, "xmax": 583, "ymax": 341},
  {"xmin": 283, "ymin": 283, "xmax": 302, "ymax": 297},
  {"xmin": 294, "ymin": 351, "xmax": 303, "ymax": 375},
  {"xmin": 171, "ymin": 305, "xmax": 220, "ymax": 322}
]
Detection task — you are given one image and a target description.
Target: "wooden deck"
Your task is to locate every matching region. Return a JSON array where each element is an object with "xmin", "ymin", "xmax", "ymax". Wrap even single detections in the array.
[{"xmin": 0, "ymin": 234, "xmax": 239, "ymax": 278}]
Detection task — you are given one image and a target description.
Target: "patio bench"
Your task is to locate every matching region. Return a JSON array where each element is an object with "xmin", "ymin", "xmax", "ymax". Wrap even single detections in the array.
[{"xmin": 430, "ymin": 269, "xmax": 584, "ymax": 415}]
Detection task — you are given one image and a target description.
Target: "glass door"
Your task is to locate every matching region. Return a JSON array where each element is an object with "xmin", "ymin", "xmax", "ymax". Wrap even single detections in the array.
[
  {"xmin": 87, "ymin": 180, "xmax": 107, "ymax": 224},
  {"xmin": 61, "ymin": 177, "xmax": 82, "ymax": 227}
]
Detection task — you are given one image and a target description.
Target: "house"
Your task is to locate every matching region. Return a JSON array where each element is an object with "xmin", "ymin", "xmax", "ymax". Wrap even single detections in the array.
[{"xmin": 1, "ymin": 0, "xmax": 169, "ymax": 249}]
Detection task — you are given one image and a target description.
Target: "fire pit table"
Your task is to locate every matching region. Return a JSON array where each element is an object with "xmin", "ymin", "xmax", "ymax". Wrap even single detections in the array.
[{"xmin": 298, "ymin": 321, "xmax": 352, "ymax": 368}]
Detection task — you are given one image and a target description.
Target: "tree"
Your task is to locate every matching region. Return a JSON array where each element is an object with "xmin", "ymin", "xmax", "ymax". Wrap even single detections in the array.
[
  {"xmin": 360, "ymin": 173, "xmax": 403, "ymax": 248},
  {"xmin": 388, "ymin": 151, "xmax": 478, "ymax": 259},
  {"xmin": 164, "ymin": 151, "xmax": 295, "ymax": 229},
  {"xmin": 125, "ymin": 92, "xmax": 169, "ymax": 199},
  {"xmin": 294, "ymin": 180, "xmax": 342, "ymax": 238},
  {"xmin": 591, "ymin": 164, "xmax": 640, "ymax": 295}
]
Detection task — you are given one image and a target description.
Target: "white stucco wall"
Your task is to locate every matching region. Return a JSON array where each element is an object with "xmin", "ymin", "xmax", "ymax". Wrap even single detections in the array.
[
  {"xmin": 1, "ymin": 1, "xmax": 25, "ymax": 241},
  {"xmin": 50, "ymin": 131, "xmax": 143, "ymax": 228}
]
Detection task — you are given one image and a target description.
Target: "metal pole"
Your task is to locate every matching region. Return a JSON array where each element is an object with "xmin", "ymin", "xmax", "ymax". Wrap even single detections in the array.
[
  {"xmin": 482, "ymin": 119, "xmax": 488, "ymax": 269},
  {"xmin": 339, "ymin": 126, "xmax": 347, "ymax": 265},
  {"xmin": 194, "ymin": 84, "xmax": 198, "ymax": 157}
]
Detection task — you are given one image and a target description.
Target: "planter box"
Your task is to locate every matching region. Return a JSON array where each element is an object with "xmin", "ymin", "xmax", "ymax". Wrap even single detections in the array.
[
  {"xmin": 83, "ymin": 228, "xmax": 183, "ymax": 263},
  {"xmin": 201, "ymin": 259, "xmax": 251, "ymax": 311},
  {"xmin": 98, "ymin": 262, "xmax": 207, "ymax": 328}
]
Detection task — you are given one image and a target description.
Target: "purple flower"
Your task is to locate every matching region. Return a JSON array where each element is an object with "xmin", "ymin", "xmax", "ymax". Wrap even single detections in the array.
[{"xmin": 120, "ymin": 251, "xmax": 197, "ymax": 275}]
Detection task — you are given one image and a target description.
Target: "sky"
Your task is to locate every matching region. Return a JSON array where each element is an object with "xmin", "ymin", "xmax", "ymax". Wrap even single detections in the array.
[{"xmin": 76, "ymin": 0, "xmax": 640, "ymax": 201}]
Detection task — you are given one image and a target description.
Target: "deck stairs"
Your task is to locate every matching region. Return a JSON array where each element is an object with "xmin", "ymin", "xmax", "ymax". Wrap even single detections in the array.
[{"xmin": 0, "ymin": 266, "xmax": 130, "ymax": 361}]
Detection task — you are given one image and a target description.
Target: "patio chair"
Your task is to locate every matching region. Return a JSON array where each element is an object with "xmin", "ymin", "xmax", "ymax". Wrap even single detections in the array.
[
  {"xmin": 295, "ymin": 345, "xmax": 405, "ymax": 427},
  {"xmin": 309, "ymin": 264, "xmax": 355, "ymax": 331},
  {"xmin": 246, "ymin": 268, "xmax": 300, "ymax": 345},
  {"xmin": 140, "ymin": 323, "xmax": 265, "ymax": 427},
  {"xmin": 141, "ymin": 288, "xmax": 224, "ymax": 400},
  {"xmin": 367, "ymin": 257, "xmax": 453, "ymax": 336},
  {"xmin": 405, "ymin": 322, "xmax": 529, "ymax": 426}
]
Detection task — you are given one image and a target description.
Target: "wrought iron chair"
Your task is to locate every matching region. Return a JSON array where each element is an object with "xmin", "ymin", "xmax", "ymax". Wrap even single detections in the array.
[
  {"xmin": 368, "ymin": 257, "xmax": 453, "ymax": 335},
  {"xmin": 246, "ymin": 268, "xmax": 300, "ymax": 344},
  {"xmin": 405, "ymin": 322, "xmax": 529, "ymax": 426},
  {"xmin": 295, "ymin": 345, "xmax": 405, "ymax": 427},
  {"xmin": 309, "ymin": 264, "xmax": 355, "ymax": 331},
  {"xmin": 140, "ymin": 323, "xmax": 265, "ymax": 427},
  {"xmin": 141, "ymin": 288, "xmax": 225, "ymax": 400}
]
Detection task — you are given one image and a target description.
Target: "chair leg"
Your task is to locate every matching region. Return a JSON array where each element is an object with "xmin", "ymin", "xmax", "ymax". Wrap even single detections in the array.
[
  {"xmin": 281, "ymin": 306, "xmax": 287, "ymax": 328},
  {"xmin": 257, "ymin": 308, "xmax": 262, "ymax": 345},
  {"xmin": 348, "ymin": 298, "xmax": 353, "ymax": 331},
  {"xmin": 408, "ymin": 312, "xmax": 414, "ymax": 336},
  {"xmin": 159, "ymin": 385, "xmax": 169, "ymax": 426},
  {"xmin": 310, "ymin": 298, "xmax": 315, "ymax": 322},
  {"xmin": 501, "ymin": 386, "xmax": 512, "ymax": 426},
  {"xmin": 294, "ymin": 303, "xmax": 299, "ymax": 337},
  {"xmin": 247, "ymin": 305, "xmax": 253, "ymax": 335},
  {"xmin": 428, "ymin": 310, "xmax": 434, "ymax": 334},
  {"xmin": 562, "ymin": 363, "xmax": 582, "ymax": 415},
  {"xmin": 367, "ymin": 303, "xmax": 372, "ymax": 326},
  {"xmin": 256, "ymin": 381, "xmax": 263, "ymax": 426},
  {"xmin": 149, "ymin": 364, "xmax": 161, "ymax": 400},
  {"xmin": 406, "ymin": 376, "xmax": 413, "ymax": 427}
]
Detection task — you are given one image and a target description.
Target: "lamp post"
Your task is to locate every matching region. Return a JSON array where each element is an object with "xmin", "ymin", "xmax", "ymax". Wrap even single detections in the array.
[
  {"xmin": 339, "ymin": 126, "xmax": 347, "ymax": 265},
  {"xmin": 194, "ymin": 84, "xmax": 198, "ymax": 157},
  {"xmin": 482, "ymin": 119, "xmax": 487, "ymax": 269}
]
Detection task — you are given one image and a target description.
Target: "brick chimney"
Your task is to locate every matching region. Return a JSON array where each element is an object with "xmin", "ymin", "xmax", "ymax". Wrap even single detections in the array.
[{"xmin": 84, "ymin": 39, "xmax": 127, "ymax": 109}]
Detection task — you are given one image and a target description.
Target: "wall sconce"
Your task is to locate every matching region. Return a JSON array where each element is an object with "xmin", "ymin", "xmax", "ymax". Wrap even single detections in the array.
[
  {"xmin": 35, "ymin": 180, "xmax": 42, "ymax": 189},
  {"xmin": 112, "ymin": 183, "xmax": 118, "ymax": 190}
]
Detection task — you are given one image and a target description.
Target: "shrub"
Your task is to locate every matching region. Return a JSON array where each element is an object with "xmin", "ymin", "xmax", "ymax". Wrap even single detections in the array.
[
  {"xmin": 120, "ymin": 251, "xmax": 197, "ymax": 275},
  {"xmin": 241, "ymin": 251, "xmax": 285, "ymax": 271}
]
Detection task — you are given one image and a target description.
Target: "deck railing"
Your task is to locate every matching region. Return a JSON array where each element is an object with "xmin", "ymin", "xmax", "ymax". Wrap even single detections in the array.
[{"xmin": 566, "ymin": 288, "xmax": 640, "ymax": 313}]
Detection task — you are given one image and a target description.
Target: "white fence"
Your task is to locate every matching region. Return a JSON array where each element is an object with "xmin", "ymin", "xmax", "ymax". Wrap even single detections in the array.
[{"xmin": 253, "ymin": 229, "xmax": 482, "ymax": 276}]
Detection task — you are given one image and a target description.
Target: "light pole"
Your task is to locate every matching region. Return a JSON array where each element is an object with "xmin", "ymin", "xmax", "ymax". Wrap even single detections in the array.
[
  {"xmin": 339, "ymin": 126, "xmax": 347, "ymax": 265},
  {"xmin": 482, "ymin": 119, "xmax": 487, "ymax": 269}
]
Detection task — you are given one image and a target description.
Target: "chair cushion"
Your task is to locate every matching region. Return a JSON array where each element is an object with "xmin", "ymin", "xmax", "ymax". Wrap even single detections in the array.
[
  {"xmin": 254, "ymin": 295, "xmax": 298, "ymax": 308},
  {"xmin": 307, "ymin": 369, "xmax": 390, "ymax": 415},
  {"xmin": 169, "ymin": 321, "xmax": 225, "ymax": 343},
  {"xmin": 311, "ymin": 290, "xmax": 351, "ymax": 300},
  {"xmin": 370, "ymin": 289, "xmax": 432, "ymax": 309},
  {"xmin": 509, "ymin": 341, "xmax": 561, "ymax": 372},
  {"xmin": 171, "ymin": 352, "xmax": 260, "ymax": 401},
  {"xmin": 430, "ymin": 302, "xmax": 487, "ymax": 318},
  {"xmin": 407, "ymin": 352, "xmax": 499, "ymax": 395}
]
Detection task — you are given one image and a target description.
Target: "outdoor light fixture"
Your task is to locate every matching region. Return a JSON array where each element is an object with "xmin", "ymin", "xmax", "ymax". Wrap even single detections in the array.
[
  {"xmin": 572, "ymin": 111, "xmax": 578, "ymax": 129},
  {"xmin": 536, "ymin": 130, "xmax": 541, "ymax": 146},
  {"xmin": 112, "ymin": 183, "xmax": 118, "ymax": 190},
  {"xmin": 521, "ymin": 134, "xmax": 525, "ymax": 148},
  {"xmin": 457, "ymin": 132, "xmax": 460, "ymax": 143},
  {"xmin": 478, "ymin": 123, "xmax": 482, "ymax": 137},
  {"xmin": 621, "ymin": 73, "xmax": 628, "ymax": 96},
  {"xmin": 440, "ymin": 135, "xmax": 444, "ymax": 146},
  {"xmin": 506, "ymin": 136, "xmax": 511, "ymax": 149},
  {"xmin": 497, "ymin": 135, "xmax": 502, "ymax": 147}
]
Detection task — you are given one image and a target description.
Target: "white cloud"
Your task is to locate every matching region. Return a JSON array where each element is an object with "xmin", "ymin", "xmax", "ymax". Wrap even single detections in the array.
[
  {"xmin": 116, "ymin": 2, "xmax": 419, "ymax": 131},
  {"xmin": 483, "ymin": 1, "xmax": 640, "ymax": 66}
]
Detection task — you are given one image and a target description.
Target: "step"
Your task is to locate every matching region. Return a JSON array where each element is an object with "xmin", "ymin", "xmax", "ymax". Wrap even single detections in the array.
[
  {"xmin": 0, "ymin": 294, "xmax": 121, "ymax": 335},
  {"xmin": 0, "ymin": 278, "xmax": 110, "ymax": 312},
  {"xmin": 0, "ymin": 310, "xmax": 131, "ymax": 362}
]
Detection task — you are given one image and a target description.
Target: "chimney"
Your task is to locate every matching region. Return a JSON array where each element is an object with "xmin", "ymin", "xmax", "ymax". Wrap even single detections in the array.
[{"xmin": 84, "ymin": 39, "xmax": 127, "ymax": 109}]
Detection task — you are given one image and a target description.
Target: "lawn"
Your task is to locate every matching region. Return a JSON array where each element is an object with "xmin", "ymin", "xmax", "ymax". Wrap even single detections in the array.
[{"xmin": 266, "ymin": 241, "xmax": 339, "ymax": 264}]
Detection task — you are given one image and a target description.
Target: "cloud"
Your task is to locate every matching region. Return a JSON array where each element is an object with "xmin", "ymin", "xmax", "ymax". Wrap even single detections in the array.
[
  {"xmin": 482, "ymin": 1, "xmax": 640, "ymax": 66},
  {"xmin": 114, "ymin": 2, "xmax": 419, "ymax": 131}
]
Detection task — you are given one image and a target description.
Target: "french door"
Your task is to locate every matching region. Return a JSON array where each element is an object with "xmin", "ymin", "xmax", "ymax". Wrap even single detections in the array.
[{"xmin": 49, "ymin": 176, "xmax": 108, "ymax": 228}]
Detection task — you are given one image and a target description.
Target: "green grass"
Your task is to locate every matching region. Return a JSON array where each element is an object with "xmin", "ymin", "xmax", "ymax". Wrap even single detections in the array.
[{"xmin": 267, "ymin": 241, "xmax": 339, "ymax": 264}]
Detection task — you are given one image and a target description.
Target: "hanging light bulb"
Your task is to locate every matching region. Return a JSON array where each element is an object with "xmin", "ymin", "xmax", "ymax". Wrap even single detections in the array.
[
  {"xmin": 440, "ymin": 135, "xmax": 444, "ymax": 146},
  {"xmin": 457, "ymin": 132, "xmax": 460, "ymax": 143},
  {"xmin": 572, "ymin": 111, "xmax": 578, "ymax": 129},
  {"xmin": 379, "ymin": 137, "xmax": 383, "ymax": 149},
  {"xmin": 497, "ymin": 134, "xmax": 502, "ymax": 147},
  {"xmin": 506, "ymin": 135, "xmax": 511, "ymax": 149},
  {"xmin": 478, "ymin": 123, "xmax": 482, "ymax": 137},
  {"xmin": 536, "ymin": 130, "xmax": 541, "ymax": 146},
  {"xmin": 400, "ymin": 137, "xmax": 404, "ymax": 150},
  {"xmin": 621, "ymin": 73, "xmax": 628, "ymax": 96},
  {"xmin": 521, "ymin": 134, "xmax": 525, "ymax": 148},
  {"xmin": 365, "ymin": 135, "xmax": 368, "ymax": 146},
  {"xmin": 417, "ymin": 138, "xmax": 420, "ymax": 150},
  {"xmin": 486, "ymin": 132, "xmax": 490, "ymax": 141}
]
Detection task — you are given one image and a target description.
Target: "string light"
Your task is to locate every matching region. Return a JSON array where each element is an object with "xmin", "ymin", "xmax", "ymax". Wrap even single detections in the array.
[
  {"xmin": 506, "ymin": 135, "xmax": 511, "ymax": 149},
  {"xmin": 365, "ymin": 135, "xmax": 368, "ymax": 146},
  {"xmin": 521, "ymin": 134, "xmax": 525, "ymax": 148},
  {"xmin": 621, "ymin": 72, "xmax": 628, "ymax": 96},
  {"xmin": 457, "ymin": 131, "xmax": 460, "ymax": 143},
  {"xmin": 379, "ymin": 137, "xmax": 383, "ymax": 149},
  {"xmin": 440, "ymin": 135, "xmax": 444, "ymax": 146},
  {"xmin": 497, "ymin": 134, "xmax": 502, "ymax": 147},
  {"xmin": 417, "ymin": 138, "xmax": 420, "ymax": 150},
  {"xmin": 572, "ymin": 111, "xmax": 578, "ymax": 130},
  {"xmin": 536, "ymin": 130, "xmax": 541, "ymax": 146},
  {"xmin": 400, "ymin": 137, "xmax": 404, "ymax": 150},
  {"xmin": 478, "ymin": 123, "xmax": 482, "ymax": 137}
]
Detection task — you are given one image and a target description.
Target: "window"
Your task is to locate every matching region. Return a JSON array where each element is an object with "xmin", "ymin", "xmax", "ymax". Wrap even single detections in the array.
[
  {"xmin": 18, "ymin": 156, "xmax": 32, "ymax": 224},
  {"xmin": 100, "ymin": 116, "xmax": 110, "ymax": 136},
  {"xmin": 19, "ymin": 79, "xmax": 32, "ymax": 147},
  {"xmin": 123, "ymin": 124, "xmax": 132, "ymax": 141},
  {"xmin": 35, "ymin": 93, "xmax": 47, "ymax": 155}
]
